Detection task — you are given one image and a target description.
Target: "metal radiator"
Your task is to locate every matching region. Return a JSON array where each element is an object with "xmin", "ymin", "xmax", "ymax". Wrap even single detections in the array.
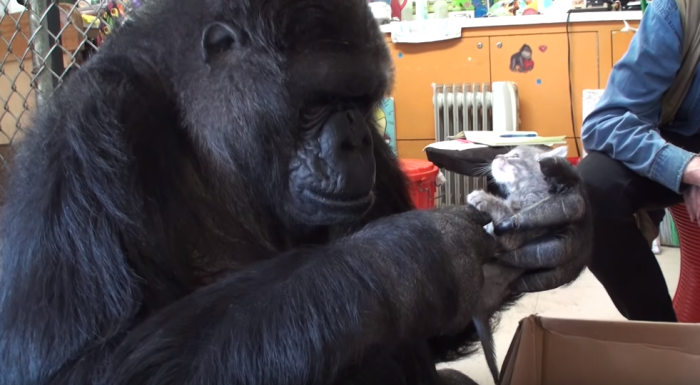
[{"xmin": 432, "ymin": 82, "xmax": 493, "ymax": 207}]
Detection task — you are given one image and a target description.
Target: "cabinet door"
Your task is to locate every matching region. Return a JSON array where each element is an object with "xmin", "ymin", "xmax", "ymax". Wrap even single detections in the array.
[
  {"xmin": 611, "ymin": 30, "xmax": 636, "ymax": 66},
  {"xmin": 388, "ymin": 37, "xmax": 491, "ymax": 141},
  {"xmin": 489, "ymin": 32, "xmax": 599, "ymax": 151}
]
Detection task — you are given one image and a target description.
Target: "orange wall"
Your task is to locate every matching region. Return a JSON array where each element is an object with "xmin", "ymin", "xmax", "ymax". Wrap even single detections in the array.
[{"xmin": 386, "ymin": 20, "xmax": 639, "ymax": 160}]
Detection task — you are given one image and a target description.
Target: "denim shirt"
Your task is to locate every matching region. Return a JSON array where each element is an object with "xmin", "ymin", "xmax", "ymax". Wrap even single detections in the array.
[{"xmin": 581, "ymin": 0, "xmax": 700, "ymax": 194}]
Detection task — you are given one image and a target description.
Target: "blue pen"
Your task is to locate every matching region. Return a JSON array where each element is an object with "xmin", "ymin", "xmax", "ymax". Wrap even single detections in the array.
[{"xmin": 500, "ymin": 134, "xmax": 537, "ymax": 138}]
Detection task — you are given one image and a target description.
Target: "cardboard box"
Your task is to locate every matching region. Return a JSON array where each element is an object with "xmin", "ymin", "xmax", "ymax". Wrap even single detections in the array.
[{"xmin": 499, "ymin": 315, "xmax": 700, "ymax": 385}]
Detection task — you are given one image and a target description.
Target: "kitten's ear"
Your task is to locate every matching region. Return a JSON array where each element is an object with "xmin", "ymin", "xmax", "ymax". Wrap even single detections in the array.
[{"xmin": 538, "ymin": 146, "xmax": 568, "ymax": 160}]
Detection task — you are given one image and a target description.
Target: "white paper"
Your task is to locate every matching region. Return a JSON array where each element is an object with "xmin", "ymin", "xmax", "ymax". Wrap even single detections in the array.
[
  {"xmin": 424, "ymin": 140, "xmax": 487, "ymax": 152},
  {"xmin": 391, "ymin": 19, "xmax": 462, "ymax": 44},
  {"xmin": 460, "ymin": 131, "xmax": 566, "ymax": 146},
  {"xmin": 582, "ymin": 89, "xmax": 605, "ymax": 122},
  {"xmin": 463, "ymin": 131, "xmax": 539, "ymax": 142},
  {"xmin": 581, "ymin": 89, "xmax": 605, "ymax": 159}
]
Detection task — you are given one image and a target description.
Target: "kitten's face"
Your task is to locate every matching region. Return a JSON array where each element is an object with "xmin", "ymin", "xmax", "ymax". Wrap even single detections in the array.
[{"xmin": 491, "ymin": 145, "xmax": 569, "ymax": 189}]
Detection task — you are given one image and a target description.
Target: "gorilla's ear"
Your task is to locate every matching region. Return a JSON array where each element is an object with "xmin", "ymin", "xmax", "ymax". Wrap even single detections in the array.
[{"xmin": 201, "ymin": 22, "xmax": 243, "ymax": 63}]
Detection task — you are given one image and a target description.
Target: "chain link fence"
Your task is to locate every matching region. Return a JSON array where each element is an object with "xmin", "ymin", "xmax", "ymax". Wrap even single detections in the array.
[{"xmin": 0, "ymin": 0, "xmax": 142, "ymax": 199}]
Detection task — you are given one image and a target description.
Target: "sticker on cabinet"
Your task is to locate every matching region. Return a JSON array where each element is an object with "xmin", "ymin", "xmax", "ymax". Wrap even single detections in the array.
[
  {"xmin": 509, "ymin": 44, "xmax": 534, "ymax": 73},
  {"xmin": 374, "ymin": 98, "xmax": 397, "ymax": 155}
]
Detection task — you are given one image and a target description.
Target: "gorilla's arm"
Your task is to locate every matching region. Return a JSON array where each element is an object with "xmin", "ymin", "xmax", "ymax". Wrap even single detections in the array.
[
  {"xmin": 0, "ymin": 22, "xmax": 492, "ymax": 385},
  {"xmin": 0, "ymin": 61, "xmax": 157, "ymax": 385},
  {"xmin": 493, "ymin": 157, "xmax": 592, "ymax": 293},
  {"xmin": 104, "ymin": 209, "xmax": 488, "ymax": 385},
  {"xmin": 0, "ymin": 66, "xmax": 489, "ymax": 381}
]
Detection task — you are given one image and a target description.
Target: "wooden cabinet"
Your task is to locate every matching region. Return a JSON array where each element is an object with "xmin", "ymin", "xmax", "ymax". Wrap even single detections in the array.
[
  {"xmin": 611, "ymin": 30, "xmax": 636, "ymax": 67},
  {"xmin": 389, "ymin": 37, "xmax": 491, "ymax": 141},
  {"xmin": 387, "ymin": 19, "xmax": 639, "ymax": 159},
  {"xmin": 489, "ymin": 32, "xmax": 599, "ymax": 142}
]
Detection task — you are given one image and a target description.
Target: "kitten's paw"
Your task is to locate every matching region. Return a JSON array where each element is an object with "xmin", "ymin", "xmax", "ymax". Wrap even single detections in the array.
[{"xmin": 467, "ymin": 190, "xmax": 490, "ymax": 210}]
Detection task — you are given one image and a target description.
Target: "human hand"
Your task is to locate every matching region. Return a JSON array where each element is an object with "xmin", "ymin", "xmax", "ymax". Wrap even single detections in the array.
[
  {"xmin": 682, "ymin": 156, "xmax": 700, "ymax": 186},
  {"xmin": 684, "ymin": 185, "xmax": 700, "ymax": 223}
]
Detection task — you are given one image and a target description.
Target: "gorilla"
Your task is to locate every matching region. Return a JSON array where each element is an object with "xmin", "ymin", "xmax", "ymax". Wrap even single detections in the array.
[{"xmin": 0, "ymin": 0, "xmax": 587, "ymax": 384}]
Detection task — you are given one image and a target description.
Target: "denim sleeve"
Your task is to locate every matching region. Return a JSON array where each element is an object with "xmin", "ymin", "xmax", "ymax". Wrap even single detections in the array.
[{"xmin": 581, "ymin": 0, "xmax": 695, "ymax": 193}]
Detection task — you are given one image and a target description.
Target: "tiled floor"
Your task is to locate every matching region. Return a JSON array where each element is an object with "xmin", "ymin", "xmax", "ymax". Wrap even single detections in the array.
[{"xmin": 438, "ymin": 246, "xmax": 682, "ymax": 385}]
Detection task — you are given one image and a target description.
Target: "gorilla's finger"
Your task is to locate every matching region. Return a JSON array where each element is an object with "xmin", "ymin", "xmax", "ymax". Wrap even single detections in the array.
[
  {"xmin": 539, "ymin": 156, "xmax": 581, "ymax": 187},
  {"xmin": 510, "ymin": 262, "xmax": 585, "ymax": 293},
  {"xmin": 495, "ymin": 236, "xmax": 571, "ymax": 270},
  {"xmin": 469, "ymin": 206, "xmax": 493, "ymax": 226},
  {"xmin": 493, "ymin": 193, "xmax": 586, "ymax": 235},
  {"xmin": 437, "ymin": 369, "xmax": 481, "ymax": 385}
]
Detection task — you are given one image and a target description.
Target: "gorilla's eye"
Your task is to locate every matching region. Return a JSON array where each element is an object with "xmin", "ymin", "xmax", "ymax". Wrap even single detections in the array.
[
  {"xmin": 300, "ymin": 104, "xmax": 332, "ymax": 131},
  {"xmin": 340, "ymin": 97, "xmax": 375, "ymax": 119}
]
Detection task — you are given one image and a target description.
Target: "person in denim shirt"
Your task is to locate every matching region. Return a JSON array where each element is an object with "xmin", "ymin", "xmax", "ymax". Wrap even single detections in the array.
[{"xmin": 580, "ymin": 0, "xmax": 700, "ymax": 322}]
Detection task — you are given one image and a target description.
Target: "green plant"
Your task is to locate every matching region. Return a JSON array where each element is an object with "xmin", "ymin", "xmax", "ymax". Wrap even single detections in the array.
[{"xmin": 453, "ymin": 0, "xmax": 471, "ymax": 9}]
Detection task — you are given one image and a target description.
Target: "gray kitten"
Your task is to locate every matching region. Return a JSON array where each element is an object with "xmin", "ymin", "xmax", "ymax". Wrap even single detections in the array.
[
  {"xmin": 468, "ymin": 145, "xmax": 570, "ymax": 250},
  {"xmin": 466, "ymin": 145, "xmax": 573, "ymax": 384}
]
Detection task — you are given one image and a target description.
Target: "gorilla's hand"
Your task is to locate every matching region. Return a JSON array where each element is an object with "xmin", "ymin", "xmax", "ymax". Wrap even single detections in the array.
[
  {"xmin": 492, "ymin": 156, "xmax": 591, "ymax": 293},
  {"xmin": 496, "ymin": 227, "xmax": 588, "ymax": 293},
  {"xmin": 402, "ymin": 205, "xmax": 496, "ymax": 331}
]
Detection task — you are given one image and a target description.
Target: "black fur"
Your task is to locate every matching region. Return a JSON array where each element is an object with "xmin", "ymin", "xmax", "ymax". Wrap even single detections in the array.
[{"xmin": 0, "ymin": 1, "xmax": 512, "ymax": 384}]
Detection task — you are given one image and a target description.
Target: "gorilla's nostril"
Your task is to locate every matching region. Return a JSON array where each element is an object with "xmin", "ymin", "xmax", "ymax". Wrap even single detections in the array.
[
  {"xmin": 346, "ymin": 111, "xmax": 355, "ymax": 124},
  {"xmin": 340, "ymin": 139, "xmax": 355, "ymax": 151}
]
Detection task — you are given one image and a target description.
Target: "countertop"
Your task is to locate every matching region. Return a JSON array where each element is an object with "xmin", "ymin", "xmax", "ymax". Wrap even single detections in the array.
[{"xmin": 379, "ymin": 10, "xmax": 643, "ymax": 34}]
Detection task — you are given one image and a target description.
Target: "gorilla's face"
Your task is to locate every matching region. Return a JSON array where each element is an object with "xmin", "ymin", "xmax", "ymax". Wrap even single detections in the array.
[
  {"xmin": 288, "ymin": 98, "xmax": 379, "ymax": 226},
  {"xmin": 284, "ymin": 51, "xmax": 390, "ymax": 226},
  {"xmin": 187, "ymin": 0, "xmax": 393, "ymax": 228}
]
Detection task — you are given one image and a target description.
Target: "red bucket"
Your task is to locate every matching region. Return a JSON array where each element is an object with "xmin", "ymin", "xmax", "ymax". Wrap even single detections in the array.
[
  {"xmin": 668, "ymin": 204, "xmax": 700, "ymax": 323},
  {"xmin": 400, "ymin": 159, "xmax": 439, "ymax": 210}
]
